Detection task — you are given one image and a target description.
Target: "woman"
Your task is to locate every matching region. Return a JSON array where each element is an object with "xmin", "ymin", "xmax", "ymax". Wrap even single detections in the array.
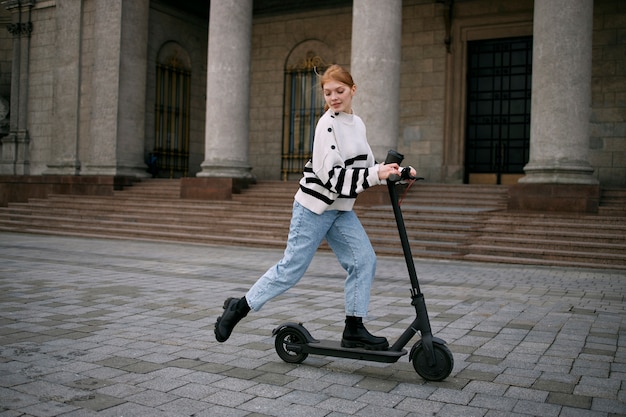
[{"xmin": 215, "ymin": 64, "xmax": 415, "ymax": 350}]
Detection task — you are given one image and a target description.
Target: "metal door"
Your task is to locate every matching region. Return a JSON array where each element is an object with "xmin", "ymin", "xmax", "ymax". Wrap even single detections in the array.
[{"xmin": 465, "ymin": 36, "xmax": 532, "ymax": 185}]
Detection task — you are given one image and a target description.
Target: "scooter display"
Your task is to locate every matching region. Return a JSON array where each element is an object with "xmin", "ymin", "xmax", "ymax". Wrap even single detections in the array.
[{"xmin": 272, "ymin": 150, "xmax": 454, "ymax": 381}]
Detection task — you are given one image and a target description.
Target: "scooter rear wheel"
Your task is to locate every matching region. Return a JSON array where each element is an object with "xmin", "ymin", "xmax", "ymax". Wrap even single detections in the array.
[
  {"xmin": 411, "ymin": 340, "xmax": 454, "ymax": 381},
  {"xmin": 274, "ymin": 328, "xmax": 309, "ymax": 364}
]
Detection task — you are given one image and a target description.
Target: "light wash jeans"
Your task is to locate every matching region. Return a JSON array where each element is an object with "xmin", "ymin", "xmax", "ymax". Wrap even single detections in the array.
[{"xmin": 246, "ymin": 201, "xmax": 377, "ymax": 317}]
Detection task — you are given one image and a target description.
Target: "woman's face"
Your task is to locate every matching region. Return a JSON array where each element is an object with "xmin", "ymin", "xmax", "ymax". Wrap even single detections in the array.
[{"xmin": 323, "ymin": 80, "xmax": 356, "ymax": 114}]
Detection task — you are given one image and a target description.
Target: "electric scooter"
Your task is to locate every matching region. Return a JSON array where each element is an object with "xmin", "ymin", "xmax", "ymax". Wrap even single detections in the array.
[{"xmin": 272, "ymin": 150, "xmax": 454, "ymax": 381}]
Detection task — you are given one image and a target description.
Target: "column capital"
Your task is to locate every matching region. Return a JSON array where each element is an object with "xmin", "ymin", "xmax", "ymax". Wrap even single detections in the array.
[
  {"xmin": 6, "ymin": 21, "xmax": 31, "ymax": 36},
  {"xmin": 3, "ymin": 0, "xmax": 35, "ymax": 37}
]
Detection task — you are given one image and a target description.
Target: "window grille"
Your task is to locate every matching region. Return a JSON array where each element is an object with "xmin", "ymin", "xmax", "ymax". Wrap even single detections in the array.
[
  {"xmin": 282, "ymin": 59, "xmax": 327, "ymax": 180},
  {"xmin": 465, "ymin": 36, "xmax": 532, "ymax": 184},
  {"xmin": 153, "ymin": 63, "xmax": 191, "ymax": 178}
]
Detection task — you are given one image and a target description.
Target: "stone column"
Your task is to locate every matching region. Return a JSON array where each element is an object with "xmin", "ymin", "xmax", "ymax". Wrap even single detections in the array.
[
  {"xmin": 84, "ymin": 0, "xmax": 149, "ymax": 177},
  {"xmin": 198, "ymin": 0, "xmax": 253, "ymax": 179},
  {"xmin": 44, "ymin": 0, "xmax": 82, "ymax": 175},
  {"xmin": 510, "ymin": 0, "xmax": 598, "ymax": 213},
  {"xmin": 520, "ymin": 0, "xmax": 596, "ymax": 185},
  {"xmin": 350, "ymin": 0, "xmax": 402, "ymax": 162},
  {"xmin": 0, "ymin": 0, "xmax": 34, "ymax": 175}
]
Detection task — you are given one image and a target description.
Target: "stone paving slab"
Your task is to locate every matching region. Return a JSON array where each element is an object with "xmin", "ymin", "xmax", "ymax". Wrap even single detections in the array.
[{"xmin": 0, "ymin": 232, "xmax": 624, "ymax": 417}]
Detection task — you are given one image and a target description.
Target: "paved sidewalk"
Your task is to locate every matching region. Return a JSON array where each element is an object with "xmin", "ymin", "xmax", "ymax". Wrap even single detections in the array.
[{"xmin": 0, "ymin": 232, "xmax": 624, "ymax": 417}]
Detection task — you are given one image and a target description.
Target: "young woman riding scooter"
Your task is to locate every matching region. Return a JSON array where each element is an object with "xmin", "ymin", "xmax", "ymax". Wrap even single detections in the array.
[{"xmin": 214, "ymin": 64, "xmax": 416, "ymax": 350}]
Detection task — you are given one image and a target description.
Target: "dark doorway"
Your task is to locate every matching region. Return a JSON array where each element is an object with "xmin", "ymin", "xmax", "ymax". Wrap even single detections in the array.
[{"xmin": 465, "ymin": 36, "xmax": 532, "ymax": 185}]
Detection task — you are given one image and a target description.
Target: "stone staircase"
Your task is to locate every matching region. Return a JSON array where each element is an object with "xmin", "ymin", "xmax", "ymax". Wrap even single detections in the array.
[
  {"xmin": 1, "ymin": 179, "xmax": 625, "ymax": 270},
  {"xmin": 599, "ymin": 187, "xmax": 626, "ymax": 217}
]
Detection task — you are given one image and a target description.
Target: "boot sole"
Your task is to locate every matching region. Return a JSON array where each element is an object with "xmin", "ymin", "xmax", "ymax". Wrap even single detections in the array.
[{"xmin": 214, "ymin": 297, "xmax": 238, "ymax": 343}]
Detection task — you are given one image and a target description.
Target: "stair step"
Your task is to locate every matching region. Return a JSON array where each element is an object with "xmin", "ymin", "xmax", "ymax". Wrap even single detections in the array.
[
  {"xmin": 0, "ymin": 178, "xmax": 624, "ymax": 270},
  {"xmin": 466, "ymin": 243, "xmax": 626, "ymax": 267},
  {"xmin": 462, "ymin": 254, "xmax": 626, "ymax": 270},
  {"xmin": 472, "ymin": 235, "xmax": 626, "ymax": 253}
]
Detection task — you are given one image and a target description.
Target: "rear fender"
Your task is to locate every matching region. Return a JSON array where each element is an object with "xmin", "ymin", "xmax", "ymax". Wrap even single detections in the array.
[{"xmin": 272, "ymin": 322, "xmax": 318, "ymax": 343}]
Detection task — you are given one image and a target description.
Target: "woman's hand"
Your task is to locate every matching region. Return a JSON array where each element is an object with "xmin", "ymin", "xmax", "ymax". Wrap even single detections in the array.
[{"xmin": 378, "ymin": 163, "xmax": 401, "ymax": 180}]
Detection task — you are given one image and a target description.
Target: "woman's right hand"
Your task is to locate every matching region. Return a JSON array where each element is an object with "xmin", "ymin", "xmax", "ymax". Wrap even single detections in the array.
[{"xmin": 378, "ymin": 163, "xmax": 401, "ymax": 180}]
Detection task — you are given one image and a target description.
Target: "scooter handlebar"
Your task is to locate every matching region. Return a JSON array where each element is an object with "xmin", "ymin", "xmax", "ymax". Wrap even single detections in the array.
[
  {"xmin": 384, "ymin": 150, "xmax": 423, "ymax": 182},
  {"xmin": 385, "ymin": 150, "xmax": 404, "ymax": 182},
  {"xmin": 384, "ymin": 149, "xmax": 404, "ymax": 165}
]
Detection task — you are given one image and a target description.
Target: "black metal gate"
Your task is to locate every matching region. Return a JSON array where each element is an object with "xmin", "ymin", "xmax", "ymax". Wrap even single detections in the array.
[{"xmin": 465, "ymin": 36, "xmax": 532, "ymax": 184}]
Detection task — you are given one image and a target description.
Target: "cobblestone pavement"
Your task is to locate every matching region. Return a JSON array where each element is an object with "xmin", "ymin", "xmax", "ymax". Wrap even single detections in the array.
[{"xmin": 0, "ymin": 232, "xmax": 624, "ymax": 417}]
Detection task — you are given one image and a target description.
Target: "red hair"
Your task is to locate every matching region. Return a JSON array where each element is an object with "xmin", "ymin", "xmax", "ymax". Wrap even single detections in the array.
[{"xmin": 320, "ymin": 65, "xmax": 355, "ymax": 111}]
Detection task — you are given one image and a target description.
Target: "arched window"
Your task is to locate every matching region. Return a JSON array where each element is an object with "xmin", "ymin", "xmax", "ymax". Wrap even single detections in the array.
[
  {"xmin": 282, "ymin": 52, "xmax": 329, "ymax": 180},
  {"xmin": 153, "ymin": 42, "xmax": 191, "ymax": 178}
]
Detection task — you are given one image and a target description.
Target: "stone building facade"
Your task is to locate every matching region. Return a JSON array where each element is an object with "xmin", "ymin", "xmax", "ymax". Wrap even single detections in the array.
[{"xmin": 0, "ymin": 0, "xmax": 624, "ymax": 210}]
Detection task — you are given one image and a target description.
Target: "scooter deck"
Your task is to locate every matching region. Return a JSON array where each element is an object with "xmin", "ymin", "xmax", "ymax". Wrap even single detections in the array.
[{"xmin": 299, "ymin": 339, "xmax": 407, "ymax": 363}]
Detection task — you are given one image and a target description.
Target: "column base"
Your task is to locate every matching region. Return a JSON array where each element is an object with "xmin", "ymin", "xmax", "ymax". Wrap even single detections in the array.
[
  {"xmin": 0, "ymin": 175, "xmax": 137, "ymax": 206},
  {"xmin": 508, "ymin": 183, "xmax": 600, "ymax": 213},
  {"xmin": 43, "ymin": 161, "xmax": 81, "ymax": 176},
  {"xmin": 197, "ymin": 162, "xmax": 254, "ymax": 180},
  {"xmin": 80, "ymin": 164, "xmax": 151, "ymax": 178},
  {"xmin": 519, "ymin": 161, "xmax": 598, "ymax": 185},
  {"xmin": 180, "ymin": 178, "xmax": 233, "ymax": 200},
  {"xmin": 1, "ymin": 131, "xmax": 30, "ymax": 175}
]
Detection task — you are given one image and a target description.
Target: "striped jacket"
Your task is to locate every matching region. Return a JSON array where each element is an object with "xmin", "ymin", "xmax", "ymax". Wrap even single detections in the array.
[{"xmin": 294, "ymin": 109, "xmax": 382, "ymax": 215}]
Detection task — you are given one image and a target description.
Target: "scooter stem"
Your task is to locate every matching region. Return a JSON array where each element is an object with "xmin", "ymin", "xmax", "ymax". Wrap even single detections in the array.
[
  {"xmin": 385, "ymin": 150, "xmax": 436, "ymax": 365},
  {"xmin": 387, "ymin": 177, "xmax": 422, "ymax": 296}
]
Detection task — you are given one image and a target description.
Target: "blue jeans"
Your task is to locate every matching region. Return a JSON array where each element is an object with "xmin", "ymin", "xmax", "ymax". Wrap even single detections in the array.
[{"xmin": 246, "ymin": 201, "xmax": 377, "ymax": 317}]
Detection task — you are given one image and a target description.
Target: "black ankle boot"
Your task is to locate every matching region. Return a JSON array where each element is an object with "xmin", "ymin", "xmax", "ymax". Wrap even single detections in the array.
[
  {"xmin": 341, "ymin": 316, "xmax": 389, "ymax": 351},
  {"xmin": 214, "ymin": 297, "xmax": 250, "ymax": 342}
]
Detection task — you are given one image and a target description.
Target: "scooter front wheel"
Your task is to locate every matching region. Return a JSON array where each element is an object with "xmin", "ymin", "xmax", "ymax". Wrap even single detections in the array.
[
  {"xmin": 274, "ymin": 327, "xmax": 309, "ymax": 364},
  {"xmin": 411, "ymin": 340, "xmax": 454, "ymax": 381}
]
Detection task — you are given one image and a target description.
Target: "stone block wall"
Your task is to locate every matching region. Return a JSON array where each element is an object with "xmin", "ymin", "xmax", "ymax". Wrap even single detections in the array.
[
  {"xmin": 79, "ymin": 0, "xmax": 96, "ymax": 172},
  {"xmin": 0, "ymin": 7, "xmax": 11, "ymax": 99},
  {"xmin": 27, "ymin": 3, "xmax": 56, "ymax": 174},
  {"xmin": 146, "ymin": 3, "xmax": 208, "ymax": 178},
  {"xmin": 590, "ymin": 0, "xmax": 626, "ymax": 186},
  {"xmin": 247, "ymin": 2, "xmax": 449, "ymax": 181},
  {"xmin": 248, "ymin": 0, "xmax": 625, "ymax": 187},
  {"xmin": 0, "ymin": 0, "xmax": 622, "ymax": 187},
  {"xmin": 249, "ymin": 7, "xmax": 353, "ymax": 180},
  {"xmin": 399, "ymin": 0, "xmax": 448, "ymax": 182}
]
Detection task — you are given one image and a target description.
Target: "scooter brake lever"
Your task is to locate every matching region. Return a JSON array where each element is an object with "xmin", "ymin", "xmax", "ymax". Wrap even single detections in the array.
[{"xmin": 400, "ymin": 167, "xmax": 424, "ymax": 182}]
